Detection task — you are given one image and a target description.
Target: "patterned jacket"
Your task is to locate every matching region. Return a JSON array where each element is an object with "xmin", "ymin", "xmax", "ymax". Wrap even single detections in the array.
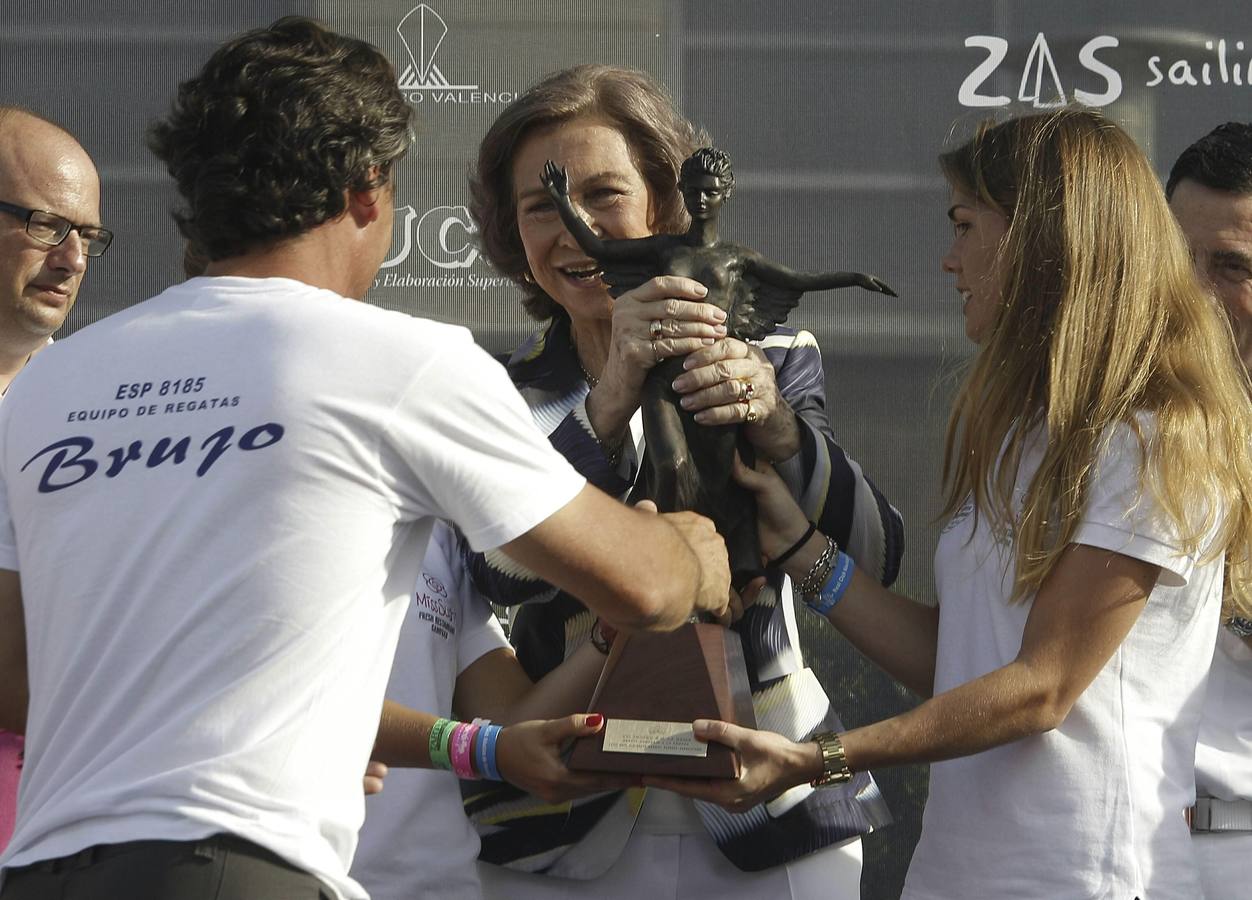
[{"xmin": 462, "ymin": 315, "xmax": 904, "ymax": 874}]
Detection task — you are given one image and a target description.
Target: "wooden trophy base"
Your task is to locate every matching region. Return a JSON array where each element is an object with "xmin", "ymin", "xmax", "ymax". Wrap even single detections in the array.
[{"xmin": 567, "ymin": 622, "xmax": 757, "ymax": 778}]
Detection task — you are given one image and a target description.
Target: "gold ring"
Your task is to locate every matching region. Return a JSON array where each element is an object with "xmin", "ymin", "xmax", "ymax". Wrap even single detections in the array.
[
  {"xmin": 651, "ymin": 340, "xmax": 662, "ymax": 364},
  {"xmin": 649, "ymin": 319, "xmax": 664, "ymax": 340},
  {"xmin": 744, "ymin": 401, "xmax": 758, "ymax": 424},
  {"xmin": 739, "ymin": 380, "xmax": 756, "ymax": 403}
]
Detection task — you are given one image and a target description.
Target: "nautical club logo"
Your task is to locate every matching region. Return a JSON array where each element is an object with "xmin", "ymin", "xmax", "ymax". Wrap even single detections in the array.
[
  {"xmin": 395, "ymin": 4, "xmax": 515, "ymax": 105},
  {"xmin": 397, "ymin": 3, "xmax": 475, "ymax": 91}
]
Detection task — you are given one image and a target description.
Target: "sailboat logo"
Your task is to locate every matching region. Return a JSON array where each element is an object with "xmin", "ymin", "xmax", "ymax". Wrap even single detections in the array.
[
  {"xmin": 1019, "ymin": 33, "xmax": 1067, "ymax": 107},
  {"xmin": 397, "ymin": 4, "xmax": 478, "ymax": 91}
]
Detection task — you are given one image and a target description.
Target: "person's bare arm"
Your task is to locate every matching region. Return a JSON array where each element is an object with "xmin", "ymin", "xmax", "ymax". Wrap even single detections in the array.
[
  {"xmin": 500, "ymin": 484, "xmax": 730, "ymax": 631},
  {"xmin": 371, "ymin": 643, "xmax": 600, "ymax": 767},
  {"xmin": 837, "ymin": 545, "xmax": 1153, "ymax": 771},
  {"xmin": 452, "ymin": 643, "xmax": 606, "ymax": 725},
  {"xmin": 774, "ymin": 538, "xmax": 1152, "ymax": 767},
  {"xmin": 0, "ymin": 569, "xmax": 26, "ymax": 734},
  {"xmin": 647, "ymin": 544, "xmax": 1156, "ymax": 808},
  {"xmin": 735, "ymin": 456, "xmax": 936, "ymax": 693},
  {"xmin": 811, "ymin": 563, "xmax": 939, "ymax": 697},
  {"xmin": 372, "ymin": 691, "xmax": 634, "ymax": 802}
]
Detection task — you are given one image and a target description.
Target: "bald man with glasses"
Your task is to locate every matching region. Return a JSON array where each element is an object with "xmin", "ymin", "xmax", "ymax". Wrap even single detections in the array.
[
  {"xmin": 0, "ymin": 106, "xmax": 111, "ymax": 397},
  {"xmin": 0, "ymin": 106, "xmax": 110, "ymax": 852}
]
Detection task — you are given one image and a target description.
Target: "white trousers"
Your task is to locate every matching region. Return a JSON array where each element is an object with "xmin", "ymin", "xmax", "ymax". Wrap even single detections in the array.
[
  {"xmin": 478, "ymin": 831, "xmax": 862, "ymax": 900},
  {"xmin": 1191, "ymin": 831, "xmax": 1252, "ymax": 900}
]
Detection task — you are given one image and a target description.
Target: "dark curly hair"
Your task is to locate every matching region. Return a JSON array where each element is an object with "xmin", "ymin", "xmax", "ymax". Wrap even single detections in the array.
[
  {"xmin": 148, "ymin": 16, "xmax": 413, "ymax": 261},
  {"xmin": 470, "ymin": 64, "xmax": 707, "ymax": 321},
  {"xmin": 1166, "ymin": 121, "xmax": 1252, "ymax": 199}
]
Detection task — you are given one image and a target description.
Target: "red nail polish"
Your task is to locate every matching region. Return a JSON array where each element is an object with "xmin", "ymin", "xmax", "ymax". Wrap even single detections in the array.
[{"xmin": 586, "ymin": 713, "xmax": 604, "ymax": 728}]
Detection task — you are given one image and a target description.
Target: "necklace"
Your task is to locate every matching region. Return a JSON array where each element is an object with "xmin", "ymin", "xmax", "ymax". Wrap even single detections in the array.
[
  {"xmin": 570, "ymin": 328, "xmax": 601, "ymax": 388},
  {"xmin": 578, "ymin": 359, "xmax": 599, "ymax": 389}
]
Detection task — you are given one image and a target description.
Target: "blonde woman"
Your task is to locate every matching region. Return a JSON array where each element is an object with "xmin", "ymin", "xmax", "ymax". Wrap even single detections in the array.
[{"xmin": 651, "ymin": 108, "xmax": 1252, "ymax": 900}]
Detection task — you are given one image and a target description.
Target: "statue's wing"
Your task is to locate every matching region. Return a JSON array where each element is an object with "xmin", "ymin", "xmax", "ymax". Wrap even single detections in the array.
[
  {"xmin": 731, "ymin": 273, "xmax": 803, "ymax": 341},
  {"xmin": 597, "ymin": 256, "xmax": 657, "ymax": 299}
]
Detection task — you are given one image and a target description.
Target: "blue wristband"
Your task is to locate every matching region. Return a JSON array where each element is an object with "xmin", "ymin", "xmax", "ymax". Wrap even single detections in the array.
[
  {"xmin": 809, "ymin": 551, "xmax": 854, "ymax": 616},
  {"xmin": 477, "ymin": 724, "xmax": 503, "ymax": 781}
]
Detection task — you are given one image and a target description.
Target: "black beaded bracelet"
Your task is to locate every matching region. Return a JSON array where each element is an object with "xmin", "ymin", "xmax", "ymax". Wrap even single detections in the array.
[{"xmin": 771, "ymin": 521, "xmax": 817, "ymax": 568}]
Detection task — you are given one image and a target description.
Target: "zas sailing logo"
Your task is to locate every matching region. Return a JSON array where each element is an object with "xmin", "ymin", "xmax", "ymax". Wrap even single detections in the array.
[
  {"xmin": 959, "ymin": 34, "xmax": 1121, "ymax": 108},
  {"xmin": 396, "ymin": 4, "xmax": 515, "ymax": 105},
  {"xmin": 958, "ymin": 32, "xmax": 1252, "ymax": 109}
]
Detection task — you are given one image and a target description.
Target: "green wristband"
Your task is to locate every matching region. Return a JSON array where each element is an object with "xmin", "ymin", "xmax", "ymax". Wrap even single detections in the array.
[{"xmin": 428, "ymin": 717, "xmax": 456, "ymax": 771}]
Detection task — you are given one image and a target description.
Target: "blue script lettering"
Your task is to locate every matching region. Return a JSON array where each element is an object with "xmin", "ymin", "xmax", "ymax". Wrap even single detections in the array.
[
  {"xmin": 146, "ymin": 436, "xmax": 190, "ymax": 467},
  {"xmin": 105, "ymin": 441, "xmax": 144, "ymax": 477},
  {"xmin": 21, "ymin": 423, "xmax": 286, "ymax": 493},
  {"xmin": 21, "ymin": 437, "xmax": 97, "ymax": 492}
]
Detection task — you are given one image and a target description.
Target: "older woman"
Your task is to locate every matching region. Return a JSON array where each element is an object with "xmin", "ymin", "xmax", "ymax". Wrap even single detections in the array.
[
  {"xmin": 460, "ymin": 64, "xmax": 904, "ymax": 900},
  {"xmin": 658, "ymin": 109, "xmax": 1252, "ymax": 900}
]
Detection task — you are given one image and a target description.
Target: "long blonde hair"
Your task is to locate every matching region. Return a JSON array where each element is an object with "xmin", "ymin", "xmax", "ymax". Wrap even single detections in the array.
[{"xmin": 939, "ymin": 109, "xmax": 1252, "ymax": 614}]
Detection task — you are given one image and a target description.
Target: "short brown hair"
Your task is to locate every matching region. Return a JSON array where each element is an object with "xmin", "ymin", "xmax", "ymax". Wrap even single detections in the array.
[{"xmin": 470, "ymin": 64, "xmax": 706, "ymax": 320}]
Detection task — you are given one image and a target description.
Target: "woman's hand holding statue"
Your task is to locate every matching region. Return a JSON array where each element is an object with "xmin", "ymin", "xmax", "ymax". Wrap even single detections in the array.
[
  {"xmin": 730, "ymin": 454, "xmax": 814, "ymax": 562},
  {"xmin": 585, "ymin": 275, "xmax": 727, "ymax": 441},
  {"xmin": 673, "ymin": 339, "xmax": 802, "ymax": 462},
  {"xmin": 586, "ymin": 278, "xmax": 800, "ymax": 462}
]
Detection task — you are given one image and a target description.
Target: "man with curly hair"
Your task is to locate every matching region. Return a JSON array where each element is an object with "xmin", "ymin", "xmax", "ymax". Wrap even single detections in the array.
[{"xmin": 0, "ymin": 17, "xmax": 730, "ymax": 900}]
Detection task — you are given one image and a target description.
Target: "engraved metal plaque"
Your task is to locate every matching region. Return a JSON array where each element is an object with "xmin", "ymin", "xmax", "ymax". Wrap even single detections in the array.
[{"xmin": 601, "ymin": 719, "xmax": 709, "ymax": 758}]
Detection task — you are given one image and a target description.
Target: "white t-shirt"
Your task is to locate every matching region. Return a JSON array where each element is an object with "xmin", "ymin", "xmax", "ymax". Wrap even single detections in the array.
[
  {"xmin": 351, "ymin": 523, "xmax": 508, "ymax": 900},
  {"xmin": 0, "ymin": 276, "xmax": 584, "ymax": 900},
  {"xmin": 1195, "ymin": 630, "xmax": 1252, "ymax": 801},
  {"xmin": 903, "ymin": 419, "xmax": 1221, "ymax": 900}
]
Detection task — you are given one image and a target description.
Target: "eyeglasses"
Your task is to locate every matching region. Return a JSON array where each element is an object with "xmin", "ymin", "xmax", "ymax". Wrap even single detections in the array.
[{"xmin": 0, "ymin": 200, "xmax": 113, "ymax": 258}]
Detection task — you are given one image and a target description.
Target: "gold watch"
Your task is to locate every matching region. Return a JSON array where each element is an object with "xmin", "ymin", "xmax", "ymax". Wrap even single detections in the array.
[{"xmin": 811, "ymin": 731, "xmax": 852, "ymax": 786}]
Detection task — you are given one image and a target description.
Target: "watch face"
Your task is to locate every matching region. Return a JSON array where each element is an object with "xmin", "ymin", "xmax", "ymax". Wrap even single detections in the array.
[{"xmin": 1227, "ymin": 616, "xmax": 1252, "ymax": 638}]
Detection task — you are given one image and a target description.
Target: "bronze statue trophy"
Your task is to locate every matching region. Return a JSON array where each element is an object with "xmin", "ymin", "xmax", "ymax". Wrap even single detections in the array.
[{"xmin": 548, "ymin": 148, "xmax": 894, "ymax": 777}]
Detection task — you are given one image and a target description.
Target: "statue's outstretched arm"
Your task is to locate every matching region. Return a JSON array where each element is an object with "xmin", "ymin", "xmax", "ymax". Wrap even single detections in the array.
[
  {"xmin": 541, "ymin": 161, "xmax": 653, "ymax": 264},
  {"xmin": 541, "ymin": 161, "xmax": 607, "ymax": 257},
  {"xmin": 745, "ymin": 252, "xmax": 896, "ymax": 296}
]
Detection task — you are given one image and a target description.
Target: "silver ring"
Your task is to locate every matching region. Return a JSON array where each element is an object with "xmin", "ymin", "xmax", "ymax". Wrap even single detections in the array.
[
  {"xmin": 651, "ymin": 340, "xmax": 662, "ymax": 364},
  {"xmin": 744, "ymin": 401, "xmax": 758, "ymax": 424},
  {"xmin": 649, "ymin": 319, "xmax": 664, "ymax": 340}
]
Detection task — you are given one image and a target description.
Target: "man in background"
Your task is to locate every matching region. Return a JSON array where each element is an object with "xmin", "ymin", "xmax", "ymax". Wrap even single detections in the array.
[
  {"xmin": 0, "ymin": 106, "xmax": 111, "ymax": 851},
  {"xmin": 0, "ymin": 106, "xmax": 107, "ymax": 392},
  {"xmin": 1166, "ymin": 120, "xmax": 1252, "ymax": 900},
  {"xmin": 1168, "ymin": 122, "xmax": 1252, "ymax": 370}
]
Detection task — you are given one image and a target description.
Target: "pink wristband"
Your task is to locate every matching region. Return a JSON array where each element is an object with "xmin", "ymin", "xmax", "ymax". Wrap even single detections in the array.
[{"xmin": 449, "ymin": 722, "xmax": 481, "ymax": 780}]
